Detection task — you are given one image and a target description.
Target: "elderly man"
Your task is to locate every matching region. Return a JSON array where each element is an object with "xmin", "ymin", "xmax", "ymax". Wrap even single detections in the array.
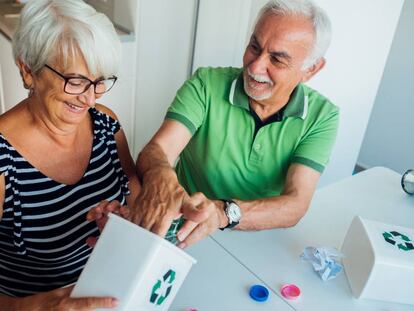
[{"xmin": 133, "ymin": 0, "xmax": 339, "ymax": 247}]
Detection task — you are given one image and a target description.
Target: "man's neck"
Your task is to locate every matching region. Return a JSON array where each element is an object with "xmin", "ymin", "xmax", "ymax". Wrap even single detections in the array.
[{"xmin": 249, "ymin": 96, "xmax": 289, "ymax": 122}]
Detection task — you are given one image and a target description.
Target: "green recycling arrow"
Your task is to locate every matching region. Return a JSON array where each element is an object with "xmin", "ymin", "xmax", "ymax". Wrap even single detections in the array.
[
  {"xmin": 383, "ymin": 231, "xmax": 414, "ymax": 251},
  {"xmin": 149, "ymin": 269, "xmax": 177, "ymax": 305}
]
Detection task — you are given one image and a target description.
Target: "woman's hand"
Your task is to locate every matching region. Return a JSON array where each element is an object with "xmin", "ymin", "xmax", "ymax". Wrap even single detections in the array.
[
  {"xmin": 4, "ymin": 285, "xmax": 117, "ymax": 311},
  {"xmin": 86, "ymin": 200, "xmax": 130, "ymax": 247}
]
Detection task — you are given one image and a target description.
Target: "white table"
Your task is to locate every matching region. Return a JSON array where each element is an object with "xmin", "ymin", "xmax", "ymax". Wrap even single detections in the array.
[
  {"xmin": 211, "ymin": 167, "xmax": 414, "ymax": 311},
  {"xmin": 171, "ymin": 236, "xmax": 294, "ymax": 311}
]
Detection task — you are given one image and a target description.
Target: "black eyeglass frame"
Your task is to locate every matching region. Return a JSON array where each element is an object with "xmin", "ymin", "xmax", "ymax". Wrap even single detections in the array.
[{"xmin": 44, "ymin": 64, "xmax": 118, "ymax": 95}]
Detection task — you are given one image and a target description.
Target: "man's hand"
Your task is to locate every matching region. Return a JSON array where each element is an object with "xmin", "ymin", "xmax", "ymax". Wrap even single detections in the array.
[
  {"xmin": 175, "ymin": 193, "xmax": 229, "ymax": 248},
  {"xmin": 131, "ymin": 167, "xmax": 189, "ymax": 238},
  {"xmin": 134, "ymin": 120, "xmax": 193, "ymax": 239}
]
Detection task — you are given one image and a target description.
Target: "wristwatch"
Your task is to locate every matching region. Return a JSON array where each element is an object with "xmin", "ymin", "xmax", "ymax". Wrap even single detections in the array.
[{"xmin": 220, "ymin": 199, "xmax": 242, "ymax": 230}]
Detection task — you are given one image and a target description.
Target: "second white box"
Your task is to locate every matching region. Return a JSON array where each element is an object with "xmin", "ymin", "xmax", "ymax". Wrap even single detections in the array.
[{"xmin": 341, "ymin": 216, "xmax": 414, "ymax": 305}]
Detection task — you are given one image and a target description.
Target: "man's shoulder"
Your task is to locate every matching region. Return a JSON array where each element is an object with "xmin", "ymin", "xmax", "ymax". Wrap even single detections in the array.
[
  {"xmin": 302, "ymin": 84, "xmax": 339, "ymax": 114},
  {"xmin": 193, "ymin": 66, "xmax": 242, "ymax": 84}
]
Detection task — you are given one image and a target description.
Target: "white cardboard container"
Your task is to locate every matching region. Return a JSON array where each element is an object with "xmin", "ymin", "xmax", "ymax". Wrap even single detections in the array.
[
  {"xmin": 71, "ymin": 213, "xmax": 196, "ymax": 311},
  {"xmin": 341, "ymin": 216, "xmax": 414, "ymax": 305}
]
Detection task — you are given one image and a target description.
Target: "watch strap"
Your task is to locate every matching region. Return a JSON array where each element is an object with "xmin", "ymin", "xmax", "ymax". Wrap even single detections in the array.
[{"xmin": 219, "ymin": 199, "xmax": 240, "ymax": 230}]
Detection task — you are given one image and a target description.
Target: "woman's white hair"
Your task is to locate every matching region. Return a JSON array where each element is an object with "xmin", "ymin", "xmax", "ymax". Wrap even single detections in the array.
[
  {"xmin": 257, "ymin": 0, "xmax": 332, "ymax": 69},
  {"xmin": 12, "ymin": 0, "xmax": 121, "ymax": 77}
]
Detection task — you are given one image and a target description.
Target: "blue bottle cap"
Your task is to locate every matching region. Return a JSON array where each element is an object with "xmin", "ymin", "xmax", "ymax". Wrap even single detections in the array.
[{"xmin": 249, "ymin": 284, "xmax": 269, "ymax": 302}]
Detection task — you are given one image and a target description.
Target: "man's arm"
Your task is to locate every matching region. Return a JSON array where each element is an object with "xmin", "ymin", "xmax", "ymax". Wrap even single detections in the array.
[
  {"xmin": 132, "ymin": 119, "xmax": 192, "ymax": 237},
  {"xmin": 137, "ymin": 119, "xmax": 192, "ymax": 173},
  {"xmin": 177, "ymin": 163, "xmax": 320, "ymax": 247},
  {"xmin": 234, "ymin": 163, "xmax": 320, "ymax": 230}
]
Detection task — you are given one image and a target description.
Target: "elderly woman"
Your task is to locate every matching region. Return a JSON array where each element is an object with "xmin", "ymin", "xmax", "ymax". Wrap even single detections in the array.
[{"xmin": 0, "ymin": 0, "xmax": 140, "ymax": 309}]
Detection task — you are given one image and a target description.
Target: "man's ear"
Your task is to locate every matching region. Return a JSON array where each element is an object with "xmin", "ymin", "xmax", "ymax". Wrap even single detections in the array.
[
  {"xmin": 301, "ymin": 57, "xmax": 326, "ymax": 83},
  {"xmin": 16, "ymin": 58, "xmax": 34, "ymax": 90}
]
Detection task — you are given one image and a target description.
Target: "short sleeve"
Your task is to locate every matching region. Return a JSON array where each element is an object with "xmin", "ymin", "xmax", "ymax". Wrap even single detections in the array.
[
  {"xmin": 106, "ymin": 114, "xmax": 121, "ymax": 134},
  {"xmin": 111, "ymin": 118, "xmax": 121, "ymax": 134},
  {"xmin": 0, "ymin": 135, "xmax": 12, "ymax": 175},
  {"xmin": 291, "ymin": 108, "xmax": 339, "ymax": 173},
  {"xmin": 165, "ymin": 68, "xmax": 207, "ymax": 135},
  {"xmin": 90, "ymin": 109, "xmax": 130, "ymax": 197},
  {"xmin": 91, "ymin": 108, "xmax": 121, "ymax": 136}
]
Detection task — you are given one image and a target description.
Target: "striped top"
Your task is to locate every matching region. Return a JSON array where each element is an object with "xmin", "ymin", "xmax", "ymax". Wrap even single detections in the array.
[{"xmin": 0, "ymin": 108, "xmax": 130, "ymax": 297}]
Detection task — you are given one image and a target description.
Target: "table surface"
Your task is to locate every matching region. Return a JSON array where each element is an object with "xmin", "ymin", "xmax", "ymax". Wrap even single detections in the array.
[
  {"xmin": 211, "ymin": 166, "xmax": 414, "ymax": 311},
  {"xmin": 171, "ymin": 236, "xmax": 294, "ymax": 311}
]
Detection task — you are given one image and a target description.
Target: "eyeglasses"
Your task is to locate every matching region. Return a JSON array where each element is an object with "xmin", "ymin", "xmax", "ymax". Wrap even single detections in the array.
[{"xmin": 44, "ymin": 64, "xmax": 117, "ymax": 95}]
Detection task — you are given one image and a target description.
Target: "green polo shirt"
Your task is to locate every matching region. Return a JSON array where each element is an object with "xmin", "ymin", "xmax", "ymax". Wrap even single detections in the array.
[{"xmin": 166, "ymin": 67, "xmax": 339, "ymax": 200}]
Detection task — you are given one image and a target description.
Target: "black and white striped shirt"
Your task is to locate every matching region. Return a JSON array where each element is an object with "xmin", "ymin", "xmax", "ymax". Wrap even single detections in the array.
[{"xmin": 0, "ymin": 108, "xmax": 130, "ymax": 297}]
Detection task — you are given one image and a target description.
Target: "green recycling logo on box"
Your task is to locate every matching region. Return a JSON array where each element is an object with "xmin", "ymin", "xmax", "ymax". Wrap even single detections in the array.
[
  {"xmin": 150, "ymin": 269, "xmax": 176, "ymax": 305},
  {"xmin": 383, "ymin": 231, "xmax": 414, "ymax": 251}
]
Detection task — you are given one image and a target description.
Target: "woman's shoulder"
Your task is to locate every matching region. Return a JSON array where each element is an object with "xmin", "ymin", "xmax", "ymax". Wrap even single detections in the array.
[
  {"xmin": 0, "ymin": 133, "xmax": 11, "ymax": 146},
  {"xmin": 90, "ymin": 104, "xmax": 121, "ymax": 135},
  {"xmin": 94, "ymin": 104, "xmax": 119, "ymax": 120},
  {"xmin": 0, "ymin": 103, "xmax": 28, "ymax": 143}
]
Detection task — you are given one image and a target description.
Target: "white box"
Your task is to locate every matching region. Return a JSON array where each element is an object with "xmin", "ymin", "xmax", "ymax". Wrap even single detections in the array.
[
  {"xmin": 341, "ymin": 216, "xmax": 414, "ymax": 305},
  {"xmin": 71, "ymin": 213, "xmax": 196, "ymax": 311}
]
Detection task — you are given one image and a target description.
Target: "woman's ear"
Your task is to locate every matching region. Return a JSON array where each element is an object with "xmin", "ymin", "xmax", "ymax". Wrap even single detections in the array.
[{"xmin": 16, "ymin": 58, "xmax": 34, "ymax": 90}]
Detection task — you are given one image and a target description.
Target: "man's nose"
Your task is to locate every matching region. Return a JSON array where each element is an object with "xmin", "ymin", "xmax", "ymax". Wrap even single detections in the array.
[{"xmin": 248, "ymin": 53, "xmax": 269, "ymax": 75}]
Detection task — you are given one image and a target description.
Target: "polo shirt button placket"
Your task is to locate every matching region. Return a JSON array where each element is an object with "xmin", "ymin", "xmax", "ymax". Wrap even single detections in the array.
[{"xmin": 254, "ymin": 143, "xmax": 261, "ymax": 151}]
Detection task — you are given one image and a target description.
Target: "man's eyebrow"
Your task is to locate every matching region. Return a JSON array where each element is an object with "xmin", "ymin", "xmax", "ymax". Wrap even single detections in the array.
[
  {"xmin": 270, "ymin": 51, "xmax": 291, "ymax": 60},
  {"xmin": 252, "ymin": 35, "xmax": 291, "ymax": 61},
  {"xmin": 251, "ymin": 35, "xmax": 260, "ymax": 46}
]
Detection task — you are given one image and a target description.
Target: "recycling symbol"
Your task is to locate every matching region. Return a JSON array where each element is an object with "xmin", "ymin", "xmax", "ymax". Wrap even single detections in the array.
[
  {"xmin": 383, "ymin": 231, "xmax": 414, "ymax": 251},
  {"xmin": 150, "ymin": 269, "xmax": 176, "ymax": 305}
]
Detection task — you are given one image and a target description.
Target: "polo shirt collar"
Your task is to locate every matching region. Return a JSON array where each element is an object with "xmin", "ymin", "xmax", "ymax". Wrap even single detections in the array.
[
  {"xmin": 228, "ymin": 72, "xmax": 308, "ymax": 119},
  {"xmin": 229, "ymin": 73, "xmax": 250, "ymax": 110}
]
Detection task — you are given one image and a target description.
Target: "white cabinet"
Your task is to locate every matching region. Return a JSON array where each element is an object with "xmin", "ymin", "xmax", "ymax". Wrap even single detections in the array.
[{"xmin": 0, "ymin": 32, "xmax": 27, "ymax": 114}]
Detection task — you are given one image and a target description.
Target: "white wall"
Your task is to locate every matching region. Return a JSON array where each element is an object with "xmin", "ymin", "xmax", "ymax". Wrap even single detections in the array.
[
  {"xmin": 132, "ymin": 0, "xmax": 197, "ymax": 157},
  {"xmin": 192, "ymin": 0, "xmax": 403, "ymax": 186},
  {"xmin": 191, "ymin": 0, "xmax": 252, "ymax": 71},
  {"xmin": 357, "ymin": 0, "xmax": 414, "ymax": 174},
  {"xmin": 0, "ymin": 32, "xmax": 27, "ymax": 113},
  {"xmin": 96, "ymin": 40, "xmax": 137, "ymax": 149},
  {"xmin": 97, "ymin": 0, "xmax": 198, "ymax": 157}
]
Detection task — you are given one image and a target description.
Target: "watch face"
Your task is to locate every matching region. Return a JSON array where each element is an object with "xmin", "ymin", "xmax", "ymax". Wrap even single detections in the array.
[{"xmin": 227, "ymin": 202, "xmax": 242, "ymax": 223}]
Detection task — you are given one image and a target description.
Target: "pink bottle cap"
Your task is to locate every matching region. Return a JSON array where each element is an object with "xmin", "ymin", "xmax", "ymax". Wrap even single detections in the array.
[{"xmin": 280, "ymin": 284, "xmax": 301, "ymax": 300}]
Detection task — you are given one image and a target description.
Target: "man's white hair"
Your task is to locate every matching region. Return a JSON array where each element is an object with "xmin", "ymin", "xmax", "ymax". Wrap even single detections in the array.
[
  {"xmin": 257, "ymin": 0, "xmax": 332, "ymax": 69},
  {"xmin": 12, "ymin": 0, "xmax": 121, "ymax": 77}
]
